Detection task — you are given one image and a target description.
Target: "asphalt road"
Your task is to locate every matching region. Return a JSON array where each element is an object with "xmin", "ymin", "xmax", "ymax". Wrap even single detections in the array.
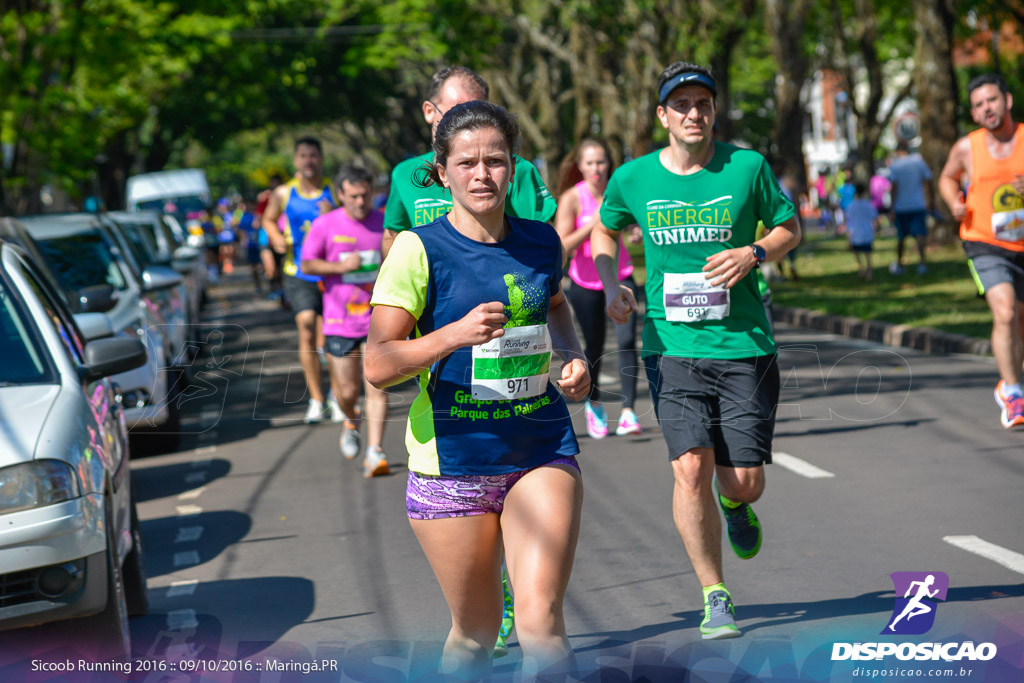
[{"xmin": 18, "ymin": 273, "xmax": 1024, "ymax": 682}]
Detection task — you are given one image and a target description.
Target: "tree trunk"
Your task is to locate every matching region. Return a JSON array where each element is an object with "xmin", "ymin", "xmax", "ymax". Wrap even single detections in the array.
[
  {"xmin": 913, "ymin": 0, "xmax": 958, "ymax": 236},
  {"xmin": 766, "ymin": 0, "xmax": 813, "ymax": 192}
]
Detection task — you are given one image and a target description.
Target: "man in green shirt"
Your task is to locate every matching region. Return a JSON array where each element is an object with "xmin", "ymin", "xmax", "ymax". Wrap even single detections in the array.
[
  {"xmin": 380, "ymin": 66, "xmax": 557, "ymax": 258},
  {"xmin": 592, "ymin": 61, "xmax": 800, "ymax": 640}
]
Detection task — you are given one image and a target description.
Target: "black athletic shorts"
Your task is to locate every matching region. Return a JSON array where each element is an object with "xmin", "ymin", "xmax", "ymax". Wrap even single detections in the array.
[
  {"xmin": 324, "ymin": 335, "xmax": 366, "ymax": 358},
  {"xmin": 283, "ymin": 275, "xmax": 322, "ymax": 315},
  {"xmin": 644, "ymin": 354, "xmax": 780, "ymax": 467}
]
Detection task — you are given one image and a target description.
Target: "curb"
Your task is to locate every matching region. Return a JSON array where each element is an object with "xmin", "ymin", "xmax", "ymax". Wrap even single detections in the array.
[{"xmin": 775, "ymin": 306, "xmax": 992, "ymax": 356}]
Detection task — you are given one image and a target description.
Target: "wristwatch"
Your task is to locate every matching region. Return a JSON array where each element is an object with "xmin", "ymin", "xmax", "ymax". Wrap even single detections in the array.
[{"xmin": 750, "ymin": 244, "xmax": 767, "ymax": 266}]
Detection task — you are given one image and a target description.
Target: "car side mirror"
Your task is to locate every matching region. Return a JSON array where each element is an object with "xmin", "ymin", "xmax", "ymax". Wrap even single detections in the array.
[
  {"xmin": 73, "ymin": 312, "xmax": 115, "ymax": 342},
  {"xmin": 173, "ymin": 246, "xmax": 201, "ymax": 261},
  {"xmin": 76, "ymin": 284, "xmax": 117, "ymax": 313},
  {"xmin": 80, "ymin": 337, "xmax": 148, "ymax": 383},
  {"xmin": 142, "ymin": 266, "xmax": 183, "ymax": 292}
]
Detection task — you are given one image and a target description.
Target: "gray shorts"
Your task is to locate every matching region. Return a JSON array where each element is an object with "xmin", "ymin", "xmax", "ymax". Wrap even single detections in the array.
[
  {"xmin": 643, "ymin": 354, "xmax": 780, "ymax": 468},
  {"xmin": 968, "ymin": 253, "xmax": 1024, "ymax": 301}
]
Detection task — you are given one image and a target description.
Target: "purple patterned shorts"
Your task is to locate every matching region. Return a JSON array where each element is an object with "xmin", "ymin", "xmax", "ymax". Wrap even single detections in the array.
[{"xmin": 406, "ymin": 457, "xmax": 581, "ymax": 520}]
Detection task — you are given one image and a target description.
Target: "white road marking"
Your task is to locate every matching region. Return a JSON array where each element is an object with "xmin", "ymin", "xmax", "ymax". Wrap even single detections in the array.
[
  {"xmin": 167, "ymin": 580, "xmax": 199, "ymax": 598},
  {"xmin": 173, "ymin": 550, "xmax": 201, "ymax": 567},
  {"xmin": 175, "ymin": 504, "xmax": 203, "ymax": 516},
  {"xmin": 943, "ymin": 535, "xmax": 1024, "ymax": 575},
  {"xmin": 175, "ymin": 526, "xmax": 203, "ymax": 543},
  {"xmin": 191, "ymin": 459, "xmax": 212, "ymax": 468},
  {"xmin": 178, "ymin": 487, "xmax": 206, "ymax": 501},
  {"xmin": 167, "ymin": 609, "xmax": 199, "ymax": 630},
  {"xmin": 184, "ymin": 472, "xmax": 206, "ymax": 484},
  {"xmin": 193, "ymin": 446, "xmax": 217, "ymax": 455},
  {"xmin": 773, "ymin": 452, "xmax": 836, "ymax": 479}
]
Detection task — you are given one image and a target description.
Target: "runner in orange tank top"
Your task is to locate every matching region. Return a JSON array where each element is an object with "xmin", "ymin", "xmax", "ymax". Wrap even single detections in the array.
[{"xmin": 940, "ymin": 73, "xmax": 1024, "ymax": 428}]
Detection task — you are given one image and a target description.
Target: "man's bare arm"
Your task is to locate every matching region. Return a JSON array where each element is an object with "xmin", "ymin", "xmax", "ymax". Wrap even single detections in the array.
[
  {"xmin": 261, "ymin": 186, "xmax": 288, "ymax": 253},
  {"xmin": 939, "ymin": 138, "xmax": 970, "ymax": 219}
]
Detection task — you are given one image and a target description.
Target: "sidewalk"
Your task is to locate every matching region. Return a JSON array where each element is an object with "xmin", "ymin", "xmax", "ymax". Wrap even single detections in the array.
[{"xmin": 776, "ymin": 305, "xmax": 992, "ymax": 356}]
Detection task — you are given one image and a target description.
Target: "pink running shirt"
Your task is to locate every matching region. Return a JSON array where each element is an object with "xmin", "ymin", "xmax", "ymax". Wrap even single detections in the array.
[
  {"xmin": 303, "ymin": 207, "xmax": 385, "ymax": 338},
  {"xmin": 567, "ymin": 181, "xmax": 632, "ymax": 290}
]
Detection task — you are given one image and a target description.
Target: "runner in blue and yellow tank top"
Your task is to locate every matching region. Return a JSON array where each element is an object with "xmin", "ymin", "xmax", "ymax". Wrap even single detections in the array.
[
  {"xmin": 281, "ymin": 177, "xmax": 336, "ymax": 281},
  {"xmin": 262, "ymin": 136, "xmax": 341, "ymax": 424}
]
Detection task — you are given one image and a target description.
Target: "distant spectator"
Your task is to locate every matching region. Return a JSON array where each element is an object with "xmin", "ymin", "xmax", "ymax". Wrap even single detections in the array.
[
  {"xmin": 869, "ymin": 167, "xmax": 891, "ymax": 213},
  {"xmin": 815, "ymin": 166, "xmax": 835, "ymax": 231},
  {"xmin": 836, "ymin": 172, "xmax": 856, "ymax": 235},
  {"xmin": 889, "ymin": 141, "xmax": 933, "ymax": 275},
  {"xmin": 846, "ymin": 182, "xmax": 879, "ymax": 280}
]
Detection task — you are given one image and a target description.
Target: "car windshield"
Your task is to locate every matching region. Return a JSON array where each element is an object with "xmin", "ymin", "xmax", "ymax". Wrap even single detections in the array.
[
  {"xmin": 118, "ymin": 223, "xmax": 161, "ymax": 265},
  {"xmin": 137, "ymin": 196, "xmax": 206, "ymax": 216},
  {"xmin": 0, "ymin": 277, "xmax": 53, "ymax": 385},
  {"xmin": 36, "ymin": 231, "xmax": 129, "ymax": 294}
]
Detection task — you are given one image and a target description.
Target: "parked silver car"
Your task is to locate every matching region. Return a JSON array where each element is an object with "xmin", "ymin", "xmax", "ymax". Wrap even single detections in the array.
[
  {"xmin": 17, "ymin": 214, "xmax": 182, "ymax": 450},
  {"xmin": 0, "ymin": 239, "xmax": 149, "ymax": 657},
  {"xmin": 108, "ymin": 210, "xmax": 206, "ymax": 326}
]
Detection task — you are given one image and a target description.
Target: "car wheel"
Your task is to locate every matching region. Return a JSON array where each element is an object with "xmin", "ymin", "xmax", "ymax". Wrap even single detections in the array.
[
  {"xmin": 78, "ymin": 501, "xmax": 131, "ymax": 660},
  {"xmin": 123, "ymin": 495, "xmax": 149, "ymax": 616}
]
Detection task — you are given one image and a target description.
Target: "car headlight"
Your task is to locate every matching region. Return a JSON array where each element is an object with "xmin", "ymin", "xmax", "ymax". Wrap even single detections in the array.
[{"xmin": 0, "ymin": 460, "xmax": 82, "ymax": 515}]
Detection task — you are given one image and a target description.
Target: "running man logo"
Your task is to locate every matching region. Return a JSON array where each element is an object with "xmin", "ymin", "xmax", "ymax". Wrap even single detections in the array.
[{"xmin": 883, "ymin": 571, "xmax": 949, "ymax": 635}]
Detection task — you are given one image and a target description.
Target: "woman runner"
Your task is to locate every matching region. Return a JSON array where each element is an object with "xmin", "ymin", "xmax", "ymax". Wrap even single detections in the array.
[
  {"xmin": 554, "ymin": 138, "xmax": 643, "ymax": 439},
  {"xmin": 366, "ymin": 101, "xmax": 590, "ymax": 677}
]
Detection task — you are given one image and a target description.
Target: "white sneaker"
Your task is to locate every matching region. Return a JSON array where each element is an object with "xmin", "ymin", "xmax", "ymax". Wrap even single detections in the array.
[
  {"xmin": 340, "ymin": 422, "xmax": 361, "ymax": 459},
  {"xmin": 328, "ymin": 397, "xmax": 346, "ymax": 423},
  {"xmin": 363, "ymin": 446, "xmax": 390, "ymax": 478},
  {"xmin": 303, "ymin": 398, "xmax": 326, "ymax": 424}
]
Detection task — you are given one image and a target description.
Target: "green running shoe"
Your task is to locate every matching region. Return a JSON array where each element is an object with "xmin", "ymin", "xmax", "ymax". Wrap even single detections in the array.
[
  {"xmin": 715, "ymin": 479, "xmax": 762, "ymax": 560},
  {"xmin": 700, "ymin": 589, "xmax": 742, "ymax": 639},
  {"xmin": 493, "ymin": 570, "xmax": 515, "ymax": 658}
]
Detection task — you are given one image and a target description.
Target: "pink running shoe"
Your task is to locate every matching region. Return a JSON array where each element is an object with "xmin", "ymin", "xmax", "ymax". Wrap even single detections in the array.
[
  {"xmin": 585, "ymin": 400, "xmax": 608, "ymax": 439},
  {"xmin": 615, "ymin": 409, "xmax": 643, "ymax": 436}
]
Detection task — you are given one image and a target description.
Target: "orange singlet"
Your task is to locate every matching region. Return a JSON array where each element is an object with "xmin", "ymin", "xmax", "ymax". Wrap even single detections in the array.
[{"xmin": 961, "ymin": 123, "xmax": 1024, "ymax": 252}]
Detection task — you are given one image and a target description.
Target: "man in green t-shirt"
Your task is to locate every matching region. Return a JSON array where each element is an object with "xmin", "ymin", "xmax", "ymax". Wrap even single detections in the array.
[
  {"xmin": 592, "ymin": 61, "xmax": 800, "ymax": 640},
  {"xmin": 380, "ymin": 66, "xmax": 557, "ymax": 258}
]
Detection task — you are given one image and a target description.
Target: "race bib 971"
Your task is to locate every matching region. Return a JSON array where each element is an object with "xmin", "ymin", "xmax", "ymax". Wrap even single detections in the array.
[
  {"xmin": 663, "ymin": 273, "xmax": 730, "ymax": 323},
  {"xmin": 471, "ymin": 324, "xmax": 551, "ymax": 401}
]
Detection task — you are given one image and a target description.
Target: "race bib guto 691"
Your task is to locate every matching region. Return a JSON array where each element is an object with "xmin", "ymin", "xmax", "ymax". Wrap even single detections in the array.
[
  {"xmin": 342, "ymin": 249, "xmax": 382, "ymax": 284},
  {"xmin": 663, "ymin": 272, "xmax": 730, "ymax": 323},
  {"xmin": 471, "ymin": 324, "xmax": 551, "ymax": 401}
]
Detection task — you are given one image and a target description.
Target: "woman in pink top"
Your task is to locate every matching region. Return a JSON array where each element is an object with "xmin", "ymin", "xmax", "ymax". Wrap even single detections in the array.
[{"xmin": 555, "ymin": 138, "xmax": 643, "ymax": 439}]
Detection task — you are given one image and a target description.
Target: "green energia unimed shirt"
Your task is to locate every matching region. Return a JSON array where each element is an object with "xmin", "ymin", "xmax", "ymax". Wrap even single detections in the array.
[
  {"xmin": 600, "ymin": 143, "xmax": 795, "ymax": 359},
  {"xmin": 383, "ymin": 152, "xmax": 558, "ymax": 232}
]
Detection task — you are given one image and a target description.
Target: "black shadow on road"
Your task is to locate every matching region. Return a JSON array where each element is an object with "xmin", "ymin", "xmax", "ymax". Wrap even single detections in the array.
[
  {"xmin": 129, "ymin": 577, "xmax": 315, "ymax": 662},
  {"xmin": 139, "ymin": 510, "xmax": 252, "ymax": 578},
  {"xmin": 571, "ymin": 582, "xmax": 1024, "ymax": 650},
  {"xmin": 130, "ymin": 458, "xmax": 232, "ymax": 502}
]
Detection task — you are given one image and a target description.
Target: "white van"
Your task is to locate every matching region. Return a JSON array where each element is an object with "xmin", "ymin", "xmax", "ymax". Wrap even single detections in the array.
[{"xmin": 125, "ymin": 169, "xmax": 211, "ymax": 215}]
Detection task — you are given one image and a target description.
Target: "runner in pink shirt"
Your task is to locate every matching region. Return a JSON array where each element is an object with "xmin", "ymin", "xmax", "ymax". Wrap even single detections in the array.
[{"xmin": 302, "ymin": 165, "xmax": 390, "ymax": 477}]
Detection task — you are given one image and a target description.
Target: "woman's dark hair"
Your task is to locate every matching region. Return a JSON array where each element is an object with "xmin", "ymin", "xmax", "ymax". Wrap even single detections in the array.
[
  {"xmin": 416, "ymin": 101, "xmax": 521, "ymax": 188},
  {"xmin": 555, "ymin": 138, "xmax": 615, "ymax": 199}
]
